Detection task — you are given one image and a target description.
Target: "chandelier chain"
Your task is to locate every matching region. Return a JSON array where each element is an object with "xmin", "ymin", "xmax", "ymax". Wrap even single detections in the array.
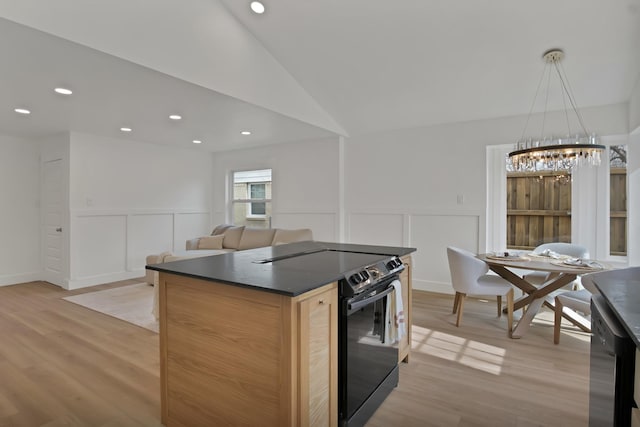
[
  {"xmin": 558, "ymin": 64, "xmax": 572, "ymax": 136},
  {"xmin": 520, "ymin": 62, "xmax": 549, "ymax": 143},
  {"xmin": 557, "ymin": 61, "xmax": 590, "ymax": 136},
  {"xmin": 541, "ymin": 63, "xmax": 552, "ymax": 142}
]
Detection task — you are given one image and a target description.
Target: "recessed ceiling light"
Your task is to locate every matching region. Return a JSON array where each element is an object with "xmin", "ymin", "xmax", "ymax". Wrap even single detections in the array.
[
  {"xmin": 14, "ymin": 108, "xmax": 31, "ymax": 115},
  {"xmin": 241, "ymin": 131, "xmax": 252, "ymax": 135},
  {"xmin": 54, "ymin": 87, "xmax": 73, "ymax": 95},
  {"xmin": 250, "ymin": 1, "xmax": 265, "ymax": 14},
  {"xmin": 120, "ymin": 127, "xmax": 132, "ymax": 132},
  {"xmin": 169, "ymin": 114, "xmax": 182, "ymax": 120},
  {"xmin": 192, "ymin": 140, "xmax": 202, "ymax": 144}
]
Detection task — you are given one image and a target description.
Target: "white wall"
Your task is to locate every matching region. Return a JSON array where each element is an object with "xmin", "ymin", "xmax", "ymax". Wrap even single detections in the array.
[
  {"xmin": 66, "ymin": 132, "xmax": 213, "ymax": 288},
  {"xmin": 212, "ymin": 137, "xmax": 341, "ymax": 241},
  {"xmin": 0, "ymin": 134, "xmax": 41, "ymax": 285},
  {"xmin": 628, "ymin": 128, "xmax": 640, "ymax": 266},
  {"xmin": 345, "ymin": 103, "xmax": 629, "ymax": 293},
  {"xmin": 2, "ymin": 102, "xmax": 633, "ymax": 292},
  {"xmin": 630, "ymin": 73, "xmax": 640, "ymax": 132}
]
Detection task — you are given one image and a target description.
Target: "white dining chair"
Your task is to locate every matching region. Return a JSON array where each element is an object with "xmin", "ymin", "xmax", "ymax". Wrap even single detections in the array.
[
  {"xmin": 525, "ymin": 242, "xmax": 590, "ymax": 288},
  {"xmin": 447, "ymin": 247, "xmax": 514, "ymax": 334},
  {"xmin": 554, "ymin": 266, "xmax": 640, "ymax": 344}
]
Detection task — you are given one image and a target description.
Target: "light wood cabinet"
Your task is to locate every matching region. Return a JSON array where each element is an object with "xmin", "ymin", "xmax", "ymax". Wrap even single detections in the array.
[
  {"xmin": 158, "ymin": 273, "xmax": 337, "ymax": 427},
  {"xmin": 297, "ymin": 287, "xmax": 338, "ymax": 427},
  {"xmin": 398, "ymin": 255, "xmax": 412, "ymax": 363}
]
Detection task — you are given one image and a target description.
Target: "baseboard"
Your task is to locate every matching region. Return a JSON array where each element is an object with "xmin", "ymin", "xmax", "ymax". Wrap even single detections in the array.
[
  {"xmin": 0, "ymin": 272, "xmax": 42, "ymax": 287},
  {"xmin": 67, "ymin": 271, "xmax": 145, "ymax": 290},
  {"xmin": 412, "ymin": 279, "xmax": 453, "ymax": 295}
]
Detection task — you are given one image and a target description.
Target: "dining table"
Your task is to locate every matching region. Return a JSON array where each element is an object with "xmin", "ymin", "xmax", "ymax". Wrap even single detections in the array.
[{"xmin": 476, "ymin": 252, "xmax": 607, "ymax": 338}]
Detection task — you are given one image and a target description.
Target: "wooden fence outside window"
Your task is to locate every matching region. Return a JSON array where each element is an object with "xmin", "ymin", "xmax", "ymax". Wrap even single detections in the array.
[
  {"xmin": 610, "ymin": 167, "xmax": 627, "ymax": 256},
  {"xmin": 507, "ymin": 167, "xmax": 627, "ymax": 255},
  {"xmin": 507, "ymin": 171, "xmax": 572, "ymax": 251}
]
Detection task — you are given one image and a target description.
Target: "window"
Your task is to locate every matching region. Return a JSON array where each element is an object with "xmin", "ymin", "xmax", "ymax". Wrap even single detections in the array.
[
  {"xmin": 248, "ymin": 183, "xmax": 266, "ymax": 215},
  {"xmin": 506, "ymin": 170, "xmax": 572, "ymax": 250},
  {"xmin": 609, "ymin": 145, "xmax": 627, "ymax": 256},
  {"xmin": 231, "ymin": 169, "xmax": 272, "ymax": 228},
  {"xmin": 489, "ymin": 140, "xmax": 629, "ymax": 259},
  {"xmin": 502, "ymin": 143, "xmax": 628, "ymax": 257}
]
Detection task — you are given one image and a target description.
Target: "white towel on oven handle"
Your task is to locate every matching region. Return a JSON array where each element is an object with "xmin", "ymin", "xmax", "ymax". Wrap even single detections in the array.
[{"xmin": 384, "ymin": 279, "xmax": 405, "ymax": 344}]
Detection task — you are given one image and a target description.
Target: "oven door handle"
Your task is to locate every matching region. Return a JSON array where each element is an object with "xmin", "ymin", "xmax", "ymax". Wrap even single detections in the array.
[{"xmin": 347, "ymin": 285, "xmax": 395, "ymax": 314}]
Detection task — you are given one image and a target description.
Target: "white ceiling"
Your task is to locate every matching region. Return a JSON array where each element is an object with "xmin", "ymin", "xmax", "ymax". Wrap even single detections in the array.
[
  {"xmin": 220, "ymin": 0, "xmax": 640, "ymax": 135},
  {"xmin": 1, "ymin": 0, "xmax": 639, "ymax": 152},
  {"xmin": 0, "ymin": 18, "xmax": 336, "ymax": 152}
]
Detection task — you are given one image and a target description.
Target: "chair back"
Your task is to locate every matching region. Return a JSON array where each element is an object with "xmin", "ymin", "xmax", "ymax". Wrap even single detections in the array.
[
  {"xmin": 447, "ymin": 247, "xmax": 489, "ymax": 294},
  {"xmin": 534, "ymin": 242, "xmax": 589, "ymax": 259}
]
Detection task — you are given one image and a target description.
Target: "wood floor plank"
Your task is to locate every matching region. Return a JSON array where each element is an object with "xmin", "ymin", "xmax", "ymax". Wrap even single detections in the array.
[
  {"xmin": 368, "ymin": 291, "xmax": 589, "ymax": 427},
  {"xmin": 0, "ymin": 282, "xmax": 589, "ymax": 426}
]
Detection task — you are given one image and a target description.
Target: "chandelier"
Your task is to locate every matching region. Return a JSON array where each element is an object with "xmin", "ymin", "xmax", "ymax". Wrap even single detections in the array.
[{"xmin": 507, "ymin": 49, "xmax": 605, "ymax": 172}]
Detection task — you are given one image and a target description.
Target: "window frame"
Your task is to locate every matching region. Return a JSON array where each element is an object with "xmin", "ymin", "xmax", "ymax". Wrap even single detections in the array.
[
  {"xmin": 486, "ymin": 135, "xmax": 629, "ymax": 265},
  {"xmin": 229, "ymin": 168, "xmax": 273, "ymax": 226}
]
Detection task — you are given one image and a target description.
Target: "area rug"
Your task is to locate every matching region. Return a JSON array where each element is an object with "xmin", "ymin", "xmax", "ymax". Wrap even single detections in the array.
[{"xmin": 63, "ymin": 283, "xmax": 158, "ymax": 333}]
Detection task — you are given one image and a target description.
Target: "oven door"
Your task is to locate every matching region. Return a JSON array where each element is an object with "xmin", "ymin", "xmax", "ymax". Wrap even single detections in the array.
[{"xmin": 340, "ymin": 279, "xmax": 399, "ymax": 424}]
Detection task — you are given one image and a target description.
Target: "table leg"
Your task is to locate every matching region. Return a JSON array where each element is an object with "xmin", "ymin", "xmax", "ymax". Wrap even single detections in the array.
[
  {"xmin": 511, "ymin": 297, "xmax": 545, "ymax": 339},
  {"xmin": 509, "ymin": 274, "xmax": 577, "ymax": 338},
  {"xmin": 489, "ymin": 265, "xmax": 539, "ymax": 314}
]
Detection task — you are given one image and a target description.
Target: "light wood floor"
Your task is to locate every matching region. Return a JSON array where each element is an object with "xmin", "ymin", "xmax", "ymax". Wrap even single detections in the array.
[{"xmin": 0, "ymin": 281, "xmax": 590, "ymax": 426}]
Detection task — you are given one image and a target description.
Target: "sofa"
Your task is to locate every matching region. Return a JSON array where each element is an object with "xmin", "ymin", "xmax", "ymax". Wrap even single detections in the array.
[
  {"xmin": 186, "ymin": 224, "xmax": 313, "ymax": 253},
  {"xmin": 145, "ymin": 224, "xmax": 313, "ymax": 286}
]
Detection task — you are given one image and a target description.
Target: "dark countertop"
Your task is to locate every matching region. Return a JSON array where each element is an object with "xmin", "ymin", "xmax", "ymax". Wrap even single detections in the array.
[
  {"xmin": 146, "ymin": 241, "xmax": 416, "ymax": 297},
  {"xmin": 593, "ymin": 267, "xmax": 640, "ymax": 347}
]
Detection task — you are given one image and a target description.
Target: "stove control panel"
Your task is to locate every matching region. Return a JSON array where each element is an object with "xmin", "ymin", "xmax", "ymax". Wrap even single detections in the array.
[{"xmin": 341, "ymin": 256, "xmax": 404, "ymax": 297}]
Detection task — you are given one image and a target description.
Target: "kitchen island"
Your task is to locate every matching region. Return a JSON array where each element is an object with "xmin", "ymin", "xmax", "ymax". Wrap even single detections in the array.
[
  {"xmin": 146, "ymin": 241, "xmax": 415, "ymax": 427},
  {"xmin": 592, "ymin": 267, "xmax": 640, "ymax": 426}
]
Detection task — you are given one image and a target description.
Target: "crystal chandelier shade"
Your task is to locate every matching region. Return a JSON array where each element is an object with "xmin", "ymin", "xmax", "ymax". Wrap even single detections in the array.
[{"xmin": 507, "ymin": 49, "xmax": 605, "ymax": 173}]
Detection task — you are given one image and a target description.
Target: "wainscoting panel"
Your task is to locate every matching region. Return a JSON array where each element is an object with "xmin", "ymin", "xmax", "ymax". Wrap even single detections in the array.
[
  {"xmin": 174, "ymin": 212, "xmax": 211, "ymax": 251},
  {"xmin": 348, "ymin": 213, "xmax": 404, "ymax": 247},
  {"xmin": 410, "ymin": 213, "xmax": 480, "ymax": 294},
  {"xmin": 73, "ymin": 214, "xmax": 127, "ymax": 281},
  {"xmin": 128, "ymin": 213, "xmax": 174, "ymax": 269},
  {"xmin": 273, "ymin": 212, "xmax": 337, "ymax": 242},
  {"xmin": 69, "ymin": 210, "xmax": 211, "ymax": 289}
]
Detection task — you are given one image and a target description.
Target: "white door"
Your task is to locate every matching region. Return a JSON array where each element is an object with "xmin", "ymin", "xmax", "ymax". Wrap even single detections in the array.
[{"xmin": 43, "ymin": 159, "xmax": 65, "ymax": 286}]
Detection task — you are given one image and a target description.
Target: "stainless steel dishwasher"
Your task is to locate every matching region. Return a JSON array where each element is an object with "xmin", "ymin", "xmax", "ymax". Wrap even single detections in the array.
[{"xmin": 590, "ymin": 295, "xmax": 635, "ymax": 426}]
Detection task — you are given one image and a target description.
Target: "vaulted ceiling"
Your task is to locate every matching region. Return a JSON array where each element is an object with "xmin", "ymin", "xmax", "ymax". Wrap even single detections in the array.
[{"xmin": 1, "ymin": 0, "xmax": 639, "ymax": 151}]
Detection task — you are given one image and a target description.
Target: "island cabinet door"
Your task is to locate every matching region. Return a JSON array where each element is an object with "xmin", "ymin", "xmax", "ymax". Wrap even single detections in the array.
[
  {"xmin": 398, "ymin": 255, "xmax": 412, "ymax": 363},
  {"xmin": 297, "ymin": 286, "xmax": 338, "ymax": 427}
]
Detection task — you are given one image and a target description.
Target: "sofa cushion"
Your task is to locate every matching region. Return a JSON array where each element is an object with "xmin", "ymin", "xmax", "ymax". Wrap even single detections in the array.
[
  {"xmin": 146, "ymin": 251, "xmax": 173, "ymax": 265},
  {"xmin": 271, "ymin": 228, "xmax": 313, "ymax": 245},
  {"xmin": 238, "ymin": 228, "xmax": 276, "ymax": 250},
  {"xmin": 211, "ymin": 224, "xmax": 234, "ymax": 236},
  {"xmin": 198, "ymin": 235, "xmax": 225, "ymax": 249},
  {"xmin": 222, "ymin": 226, "xmax": 245, "ymax": 249}
]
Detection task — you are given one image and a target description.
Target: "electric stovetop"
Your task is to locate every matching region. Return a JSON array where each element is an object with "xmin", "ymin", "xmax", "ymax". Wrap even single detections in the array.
[{"xmin": 146, "ymin": 241, "xmax": 415, "ymax": 296}]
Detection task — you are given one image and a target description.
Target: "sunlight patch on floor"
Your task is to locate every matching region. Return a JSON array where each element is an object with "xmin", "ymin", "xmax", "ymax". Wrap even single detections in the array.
[
  {"xmin": 530, "ymin": 308, "xmax": 592, "ymax": 343},
  {"xmin": 411, "ymin": 325, "xmax": 506, "ymax": 375}
]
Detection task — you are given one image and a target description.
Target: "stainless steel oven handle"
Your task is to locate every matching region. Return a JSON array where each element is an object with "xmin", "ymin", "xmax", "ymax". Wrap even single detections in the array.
[{"xmin": 347, "ymin": 285, "xmax": 395, "ymax": 313}]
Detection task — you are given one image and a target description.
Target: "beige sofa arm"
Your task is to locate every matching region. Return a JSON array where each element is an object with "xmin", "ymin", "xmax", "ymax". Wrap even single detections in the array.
[{"xmin": 186, "ymin": 237, "xmax": 201, "ymax": 250}]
